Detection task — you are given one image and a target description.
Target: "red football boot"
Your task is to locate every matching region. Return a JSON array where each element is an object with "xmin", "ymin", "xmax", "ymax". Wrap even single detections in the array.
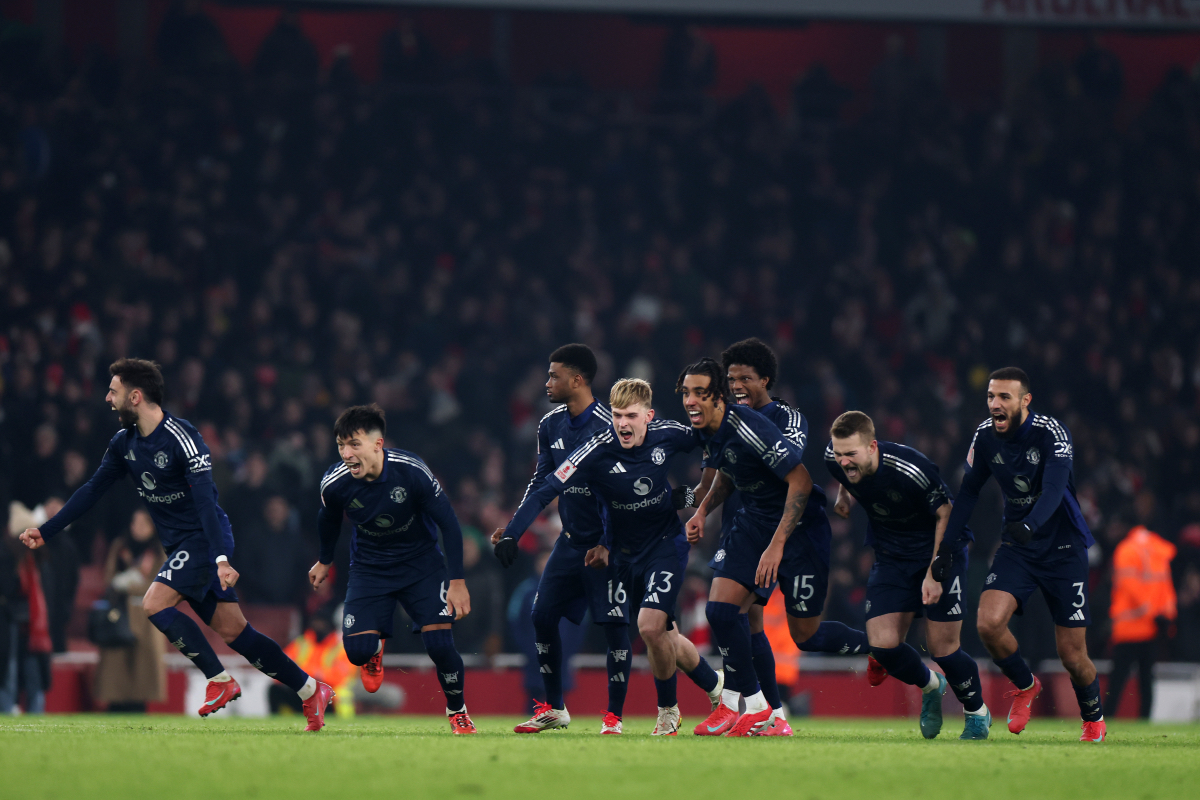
[
  {"xmin": 449, "ymin": 708, "xmax": 478, "ymax": 735},
  {"xmin": 302, "ymin": 681, "xmax": 335, "ymax": 732},
  {"xmin": 867, "ymin": 655, "xmax": 889, "ymax": 687},
  {"xmin": 759, "ymin": 712, "xmax": 794, "ymax": 736},
  {"xmin": 724, "ymin": 706, "xmax": 773, "ymax": 737},
  {"xmin": 1080, "ymin": 719, "xmax": 1106, "ymax": 743},
  {"xmin": 198, "ymin": 677, "xmax": 241, "ymax": 717},
  {"xmin": 361, "ymin": 648, "xmax": 384, "ymax": 693},
  {"xmin": 600, "ymin": 712, "xmax": 623, "ymax": 735},
  {"xmin": 1004, "ymin": 675, "xmax": 1042, "ymax": 734},
  {"xmin": 694, "ymin": 703, "xmax": 738, "ymax": 736}
]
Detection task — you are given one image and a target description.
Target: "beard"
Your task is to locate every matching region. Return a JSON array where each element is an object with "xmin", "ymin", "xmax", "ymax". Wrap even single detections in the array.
[
  {"xmin": 117, "ymin": 404, "xmax": 139, "ymax": 429},
  {"xmin": 993, "ymin": 408, "xmax": 1024, "ymax": 440}
]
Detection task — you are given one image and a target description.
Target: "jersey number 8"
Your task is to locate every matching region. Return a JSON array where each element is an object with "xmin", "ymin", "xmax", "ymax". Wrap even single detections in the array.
[{"xmin": 157, "ymin": 550, "xmax": 190, "ymax": 582}]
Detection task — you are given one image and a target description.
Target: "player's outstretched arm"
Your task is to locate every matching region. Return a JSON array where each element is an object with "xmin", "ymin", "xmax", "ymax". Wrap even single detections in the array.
[
  {"xmin": 34, "ymin": 444, "xmax": 126, "ymax": 544},
  {"xmin": 756, "ymin": 462, "xmax": 813, "ymax": 587},
  {"xmin": 19, "ymin": 528, "xmax": 45, "ymax": 550},
  {"xmin": 939, "ymin": 450, "xmax": 992, "ymax": 556}
]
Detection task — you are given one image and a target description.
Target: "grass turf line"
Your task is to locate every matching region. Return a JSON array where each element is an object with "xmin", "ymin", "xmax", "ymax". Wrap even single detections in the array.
[{"xmin": 2, "ymin": 716, "xmax": 1198, "ymax": 800}]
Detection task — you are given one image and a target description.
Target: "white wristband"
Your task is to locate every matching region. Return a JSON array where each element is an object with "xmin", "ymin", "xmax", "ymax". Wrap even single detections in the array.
[{"xmin": 215, "ymin": 555, "xmax": 229, "ymax": 564}]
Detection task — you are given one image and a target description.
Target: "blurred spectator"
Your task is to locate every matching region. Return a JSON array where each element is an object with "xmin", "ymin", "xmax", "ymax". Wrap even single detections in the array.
[
  {"xmin": 235, "ymin": 496, "xmax": 310, "ymax": 606},
  {"xmin": 95, "ymin": 510, "xmax": 166, "ymax": 713},
  {"xmin": 2, "ymin": 9, "xmax": 1200, "ymax": 666},
  {"xmin": 507, "ymin": 551, "xmax": 584, "ymax": 712},
  {"xmin": 452, "ymin": 529, "xmax": 504, "ymax": 659}
]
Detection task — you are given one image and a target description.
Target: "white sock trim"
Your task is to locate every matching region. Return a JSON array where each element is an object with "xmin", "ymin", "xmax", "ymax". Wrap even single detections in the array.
[
  {"xmin": 922, "ymin": 671, "xmax": 941, "ymax": 694},
  {"xmin": 211, "ymin": 671, "xmax": 233, "ymax": 683},
  {"xmin": 297, "ymin": 676, "xmax": 317, "ymax": 700},
  {"xmin": 744, "ymin": 691, "xmax": 768, "ymax": 714},
  {"xmin": 721, "ymin": 689, "xmax": 740, "ymax": 711},
  {"xmin": 965, "ymin": 704, "xmax": 989, "ymax": 717}
]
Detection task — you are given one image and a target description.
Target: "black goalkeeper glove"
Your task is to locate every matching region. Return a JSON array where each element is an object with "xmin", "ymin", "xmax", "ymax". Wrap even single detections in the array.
[
  {"xmin": 494, "ymin": 537, "xmax": 518, "ymax": 568},
  {"xmin": 930, "ymin": 549, "xmax": 953, "ymax": 583},
  {"xmin": 672, "ymin": 485, "xmax": 696, "ymax": 510},
  {"xmin": 1005, "ymin": 520, "xmax": 1034, "ymax": 545}
]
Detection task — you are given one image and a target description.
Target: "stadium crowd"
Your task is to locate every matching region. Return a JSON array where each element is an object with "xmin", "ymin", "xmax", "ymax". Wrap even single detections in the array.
[{"xmin": 3, "ymin": 4, "xmax": 1200, "ymax": 710}]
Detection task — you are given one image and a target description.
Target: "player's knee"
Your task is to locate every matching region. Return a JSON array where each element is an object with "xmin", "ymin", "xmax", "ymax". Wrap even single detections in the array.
[
  {"xmin": 212, "ymin": 618, "xmax": 246, "ymax": 644},
  {"xmin": 344, "ymin": 632, "xmax": 380, "ymax": 666},
  {"xmin": 867, "ymin": 631, "xmax": 901, "ymax": 650},
  {"xmin": 637, "ymin": 617, "xmax": 666, "ymax": 644},
  {"xmin": 530, "ymin": 609, "xmax": 560, "ymax": 635},
  {"xmin": 975, "ymin": 613, "xmax": 1005, "ymax": 643},
  {"xmin": 790, "ymin": 618, "xmax": 821, "ymax": 649},
  {"xmin": 705, "ymin": 600, "xmax": 740, "ymax": 630}
]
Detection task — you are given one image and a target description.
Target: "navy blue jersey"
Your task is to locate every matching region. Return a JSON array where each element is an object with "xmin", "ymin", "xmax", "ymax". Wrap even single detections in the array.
[
  {"xmin": 39, "ymin": 414, "xmax": 231, "ymax": 559},
  {"xmin": 696, "ymin": 404, "xmax": 822, "ymax": 537},
  {"xmin": 504, "ymin": 419, "xmax": 698, "ymax": 557},
  {"xmin": 516, "ymin": 400, "xmax": 612, "ymax": 547},
  {"xmin": 945, "ymin": 413, "xmax": 1095, "ymax": 557},
  {"xmin": 706, "ymin": 400, "xmax": 809, "ymax": 536},
  {"xmin": 824, "ymin": 440, "xmax": 964, "ymax": 561},
  {"xmin": 319, "ymin": 448, "xmax": 465, "ymax": 580}
]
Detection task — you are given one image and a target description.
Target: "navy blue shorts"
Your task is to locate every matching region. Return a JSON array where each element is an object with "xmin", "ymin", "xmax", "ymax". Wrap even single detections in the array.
[
  {"xmin": 710, "ymin": 514, "xmax": 776, "ymax": 602},
  {"xmin": 778, "ymin": 545, "xmax": 831, "ymax": 619},
  {"xmin": 154, "ymin": 532, "xmax": 237, "ymax": 624},
  {"xmin": 865, "ymin": 549, "xmax": 968, "ymax": 623},
  {"xmin": 343, "ymin": 549, "xmax": 454, "ymax": 638},
  {"xmin": 533, "ymin": 535, "xmax": 624, "ymax": 626},
  {"xmin": 985, "ymin": 542, "xmax": 1091, "ymax": 627},
  {"xmin": 615, "ymin": 534, "xmax": 689, "ymax": 627}
]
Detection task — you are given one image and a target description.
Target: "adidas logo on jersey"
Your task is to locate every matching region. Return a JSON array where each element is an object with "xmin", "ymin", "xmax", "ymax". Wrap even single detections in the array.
[
  {"xmin": 610, "ymin": 463, "xmax": 627, "ymax": 473},
  {"xmin": 992, "ymin": 453, "xmax": 1004, "ymax": 465},
  {"xmin": 1069, "ymin": 609, "xmax": 1086, "ymax": 622},
  {"xmin": 607, "ymin": 607, "xmax": 623, "ymax": 618},
  {"xmin": 125, "ymin": 450, "xmax": 136, "ymax": 461},
  {"xmin": 948, "ymin": 603, "xmax": 962, "ymax": 616},
  {"xmin": 551, "ymin": 438, "xmax": 565, "ymax": 450},
  {"xmin": 349, "ymin": 499, "xmax": 364, "ymax": 509}
]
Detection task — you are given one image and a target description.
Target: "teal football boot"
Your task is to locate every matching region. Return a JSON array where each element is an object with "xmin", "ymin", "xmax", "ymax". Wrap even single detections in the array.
[
  {"xmin": 960, "ymin": 708, "xmax": 992, "ymax": 740},
  {"xmin": 919, "ymin": 672, "xmax": 947, "ymax": 739}
]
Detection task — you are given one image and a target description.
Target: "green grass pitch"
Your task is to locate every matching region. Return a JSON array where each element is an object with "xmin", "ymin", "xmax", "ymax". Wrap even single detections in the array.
[{"xmin": 2, "ymin": 715, "xmax": 1198, "ymax": 800}]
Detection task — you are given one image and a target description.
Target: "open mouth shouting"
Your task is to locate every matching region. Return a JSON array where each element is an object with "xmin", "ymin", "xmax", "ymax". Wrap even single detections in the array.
[
  {"xmin": 344, "ymin": 459, "xmax": 364, "ymax": 476},
  {"xmin": 732, "ymin": 391, "xmax": 750, "ymax": 405}
]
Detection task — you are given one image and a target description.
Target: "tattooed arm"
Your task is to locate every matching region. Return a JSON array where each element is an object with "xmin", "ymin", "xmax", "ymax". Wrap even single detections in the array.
[{"xmin": 755, "ymin": 463, "xmax": 814, "ymax": 587}]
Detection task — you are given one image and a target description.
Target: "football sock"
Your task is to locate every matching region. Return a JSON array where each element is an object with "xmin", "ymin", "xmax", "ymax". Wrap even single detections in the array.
[
  {"xmin": 297, "ymin": 677, "xmax": 317, "ymax": 701},
  {"xmin": 993, "ymin": 649, "xmax": 1035, "ymax": 691},
  {"xmin": 870, "ymin": 643, "xmax": 932, "ymax": 688},
  {"xmin": 603, "ymin": 624, "xmax": 631, "ymax": 716},
  {"xmin": 654, "ymin": 674, "xmax": 678, "ymax": 709},
  {"xmin": 422, "ymin": 629, "xmax": 466, "ymax": 713},
  {"xmin": 682, "ymin": 655, "xmax": 720, "ymax": 695},
  {"xmin": 148, "ymin": 608, "xmax": 225, "ymax": 680},
  {"xmin": 706, "ymin": 601, "xmax": 760, "ymax": 697},
  {"xmin": 744, "ymin": 690, "xmax": 769, "ymax": 714},
  {"xmin": 531, "ymin": 611, "xmax": 565, "ymax": 709},
  {"xmin": 1072, "ymin": 676, "xmax": 1104, "ymax": 722},
  {"xmin": 796, "ymin": 621, "xmax": 868, "ymax": 655},
  {"xmin": 933, "ymin": 649, "xmax": 984, "ymax": 712},
  {"xmin": 342, "ymin": 632, "xmax": 380, "ymax": 665},
  {"xmin": 228, "ymin": 624, "xmax": 309, "ymax": 693},
  {"xmin": 750, "ymin": 631, "xmax": 783, "ymax": 710}
]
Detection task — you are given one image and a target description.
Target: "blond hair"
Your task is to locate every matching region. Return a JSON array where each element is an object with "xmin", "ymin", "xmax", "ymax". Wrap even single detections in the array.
[
  {"xmin": 830, "ymin": 410, "xmax": 876, "ymax": 442},
  {"xmin": 610, "ymin": 378, "xmax": 653, "ymax": 410}
]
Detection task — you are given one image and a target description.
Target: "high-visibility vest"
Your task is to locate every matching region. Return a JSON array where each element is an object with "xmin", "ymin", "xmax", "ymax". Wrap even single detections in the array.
[
  {"xmin": 762, "ymin": 591, "xmax": 801, "ymax": 687},
  {"xmin": 1110, "ymin": 526, "xmax": 1177, "ymax": 644}
]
